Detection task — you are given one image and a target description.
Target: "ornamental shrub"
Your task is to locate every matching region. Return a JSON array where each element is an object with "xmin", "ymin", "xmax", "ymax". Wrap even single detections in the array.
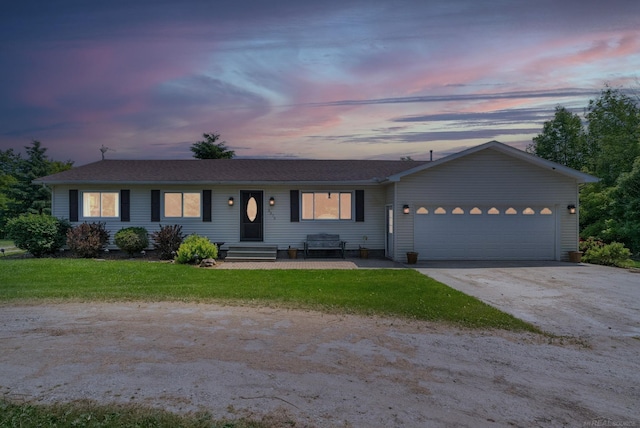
[
  {"xmin": 579, "ymin": 237, "xmax": 605, "ymax": 254},
  {"xmin": 175, "ymin": 234, "xmax": 217, "ymax": 264},
  {"xmin": 6, "ymin": 214, "xmax": 70, "ymax": 257},
  {"xmin": 582, "ymin": 241, "xmax": 632, "ymax": 268},
  {"xmin": 66, "ymin": 222, "xmax": 110, "ymax": 258},
  {"xmin": 114, "ymin": 227, "xmax": 149, "ymax": 257},
  {"xmin": 150, "ymin": 224, "xmax": 185, "ymax": 260}
]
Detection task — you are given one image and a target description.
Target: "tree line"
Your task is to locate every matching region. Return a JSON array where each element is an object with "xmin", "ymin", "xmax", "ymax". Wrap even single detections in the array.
[{"xmin": 527, "ymin": 86, "xmax": 640, "ymax": 255}]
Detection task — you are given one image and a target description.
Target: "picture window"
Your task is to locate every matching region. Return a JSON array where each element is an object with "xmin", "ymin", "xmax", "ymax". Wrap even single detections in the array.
[
  {"xmin": 164, "ymin": 192, "xmax": 201, "ymax": 218},
  {"xmin": 301, "ymin": 192, "xmax": 352, "ymax": 220},
  {"xmin": 83, "ymin": 192, "xmax": 119, "ymax": 218}
]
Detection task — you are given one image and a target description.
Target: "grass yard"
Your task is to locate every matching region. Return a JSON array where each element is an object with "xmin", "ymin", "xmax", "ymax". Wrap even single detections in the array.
[
  {"xmin": 0, "ymin": 258, "xmax": 537, "ymax": 331},
  {"xmin": 0, "ymin": 239, "xmax": 24, "ymax": 256},
  {"xmin": 0, "ymin": 399, "xmax": 268, "ymax": 428}
]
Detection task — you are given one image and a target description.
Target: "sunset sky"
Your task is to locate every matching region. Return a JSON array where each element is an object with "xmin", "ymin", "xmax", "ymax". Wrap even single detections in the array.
[{"xmin": 1, "ymin": 0, "xmax": 639, "ymax": 165}]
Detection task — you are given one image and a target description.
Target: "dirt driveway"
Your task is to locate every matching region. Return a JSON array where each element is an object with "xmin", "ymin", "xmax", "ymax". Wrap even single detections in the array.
[{"xmin": 1, "ymin": 263, "xmax": 639, "ymax": 427}]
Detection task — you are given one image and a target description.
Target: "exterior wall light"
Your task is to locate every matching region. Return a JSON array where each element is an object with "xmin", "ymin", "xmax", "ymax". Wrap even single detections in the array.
[
  {"xmin": 228, "ymin": 197, "xmax": 234, "ymax": 206},
  {"xmin": 269, "ymin": 197, "xmax": 275, "ymax": 206},
  {"xmin": 567, "ymin": 204, "xmax": 576, "ymax": 214},
  {"xmin": 403, "ymin": 204, "xmax": 410, "ymax": 214}
]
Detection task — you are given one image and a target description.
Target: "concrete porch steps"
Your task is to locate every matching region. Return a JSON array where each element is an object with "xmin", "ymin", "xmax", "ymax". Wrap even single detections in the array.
[{"xmin": 224, "ymin": 245, "xmax": 277, "ymax": 262}]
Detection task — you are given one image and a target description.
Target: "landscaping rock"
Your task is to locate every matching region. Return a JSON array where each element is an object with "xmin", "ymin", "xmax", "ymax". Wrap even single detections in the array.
[{"xmin": 199, "ymin": 258, "xmax": 216, "ymax": 268}]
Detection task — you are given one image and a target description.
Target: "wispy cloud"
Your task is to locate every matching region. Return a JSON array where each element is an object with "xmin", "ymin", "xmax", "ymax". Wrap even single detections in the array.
[
  {"xmin": 298, "ymin": 88, "xmax": 600, "ymax": 108},
  {"xmin": 0, "ymin": 0, "xmax": 638, "ymax": 164}
]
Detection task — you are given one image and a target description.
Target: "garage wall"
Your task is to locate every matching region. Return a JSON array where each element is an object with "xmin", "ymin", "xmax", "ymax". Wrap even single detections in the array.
[{"xmin": 394, "ymin": 148, "xmax": 579, "ymax": 261}]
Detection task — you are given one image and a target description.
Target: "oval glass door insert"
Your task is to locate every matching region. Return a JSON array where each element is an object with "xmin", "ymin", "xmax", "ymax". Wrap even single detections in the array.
[{"xmin": 246, "ymin": 196, "xmax": 258, "ymax": 222}]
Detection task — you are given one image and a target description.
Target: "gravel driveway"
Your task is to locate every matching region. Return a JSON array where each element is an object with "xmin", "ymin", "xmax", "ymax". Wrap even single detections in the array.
[
  {"xmin": 416, "ymin": 261, "xmax": 640, "ymax": 338},
  {"xmin": 1, "ymin": 262, "xmax": 639, "ymax": 427}
]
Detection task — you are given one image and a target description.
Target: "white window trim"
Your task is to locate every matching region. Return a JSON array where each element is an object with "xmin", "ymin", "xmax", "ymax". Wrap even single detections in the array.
[
  {"xmin": 163, "ymin": 191, "xmax": 202, "ymax": 219},
  {"xmin": 301, "ymin": 191, "xmax": 354, "ymax": 221},
  {"xmin": 81, "ymin": 191, "xmax": 120, "ymax": 219}
]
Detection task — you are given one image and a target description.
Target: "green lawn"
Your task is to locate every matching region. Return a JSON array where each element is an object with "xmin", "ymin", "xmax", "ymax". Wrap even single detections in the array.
[
  {"xmin": 0, "ymin": 258, "xmax": 537, "ymax": 331},
  {"xmin": 0, "ymin": 239, "xmax": 24, "ymax": 256},
  {"xmin": 0, "ymin": 399, "xmax": 266, "ymax": 428}
]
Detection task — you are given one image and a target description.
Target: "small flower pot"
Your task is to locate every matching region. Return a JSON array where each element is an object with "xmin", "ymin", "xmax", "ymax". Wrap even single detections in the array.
[
  {"xmin": 406, "ymin": 252, "xmax": 418, "ymax": 264},
  {"xmin": 568, "ymin": 251, "xmax": 583, "ymax": 263},
  {"xmin": 288, "ymin": 248, "xmax": 298, "ymax": 259},
  {"xmin": 359, "ymin": 248, "xmax": 369, "ymax": 259}
]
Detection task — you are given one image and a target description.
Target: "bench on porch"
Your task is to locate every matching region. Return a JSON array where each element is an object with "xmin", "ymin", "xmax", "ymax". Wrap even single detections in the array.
[{"xmin": 303, "ymin": 233, "xmax": 346, "ymax": 259}]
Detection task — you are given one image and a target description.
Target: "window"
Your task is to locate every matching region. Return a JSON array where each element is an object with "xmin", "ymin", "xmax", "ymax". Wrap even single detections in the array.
[
  {"xmin": 505, "ymin": 207, "xmax": 517, "ymax": 215},
  {"xmin": 301, "ymin": 192, "xmax": 352, "ymax": 220},
  {"xmin": 83, "ymin": 192, "xmax": 119, "ymax": 218},
  {"xmin": 452, "ymin": 207, "xmax": 464, "ymax": 214},
  {"xmin": 416, "ymin": 207, "xmax": 429, "ymax": 214},
  {"xmin": 488, "ymin": 207, "xmax": 500, "ymax": 215},
  {"xmin": 470, "ymin": 207, "xmax": 482, "ymax": 215},
  {"xmin": 164, "ymin": 192, "xmax": 201, "ymax": 218},
  {"xmin": 540, "ymin": 208, "xmax": 553, "ymax": 215},
  {"xmin": 434, "ymin": 207, "xmax": 447, "ymax": 214},
  {"xmin": 523, "ymin": 207, "xmax": 535, "ymax": 215}
]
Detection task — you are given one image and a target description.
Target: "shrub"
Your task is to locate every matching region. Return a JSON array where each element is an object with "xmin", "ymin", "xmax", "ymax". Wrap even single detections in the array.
[
  {"xmin": 66, "ymin": 222, "xmax": 110, "ymax": 258},
  {"xmin": 582, "ymin": 241, "xmax": 632, "ymax": 268},
  {"xmin": 579, "ymin": 237, "xmax": 605, "ymax": 254},
  {"xmin": 114, "ymin": 227, "xmax": 149, "ymax": 257},
  {"xmin": 175, "ymin": 234, "xmax": 217, "ymax": 264},
  {"xmin": 150, "ymin": 224, "xmax": 185, "ymax": 260},
  {"xmin": 5, "ymin": 214, "xmax": 70, "ymax": 257}
]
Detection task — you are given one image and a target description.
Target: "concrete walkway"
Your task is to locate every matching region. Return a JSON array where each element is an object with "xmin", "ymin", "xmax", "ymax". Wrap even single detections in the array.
[{"xmin": 217, "ymin": 257, "xmax": 405, "ymax": 269}]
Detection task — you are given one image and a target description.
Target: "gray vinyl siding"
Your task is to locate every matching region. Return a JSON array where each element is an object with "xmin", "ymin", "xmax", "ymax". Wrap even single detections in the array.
[
  {"xmin": 394, "ymin": 149, "xmax": 579, "ymax": 261},
  {"xmin": 51, "ymin": 184, "xmax": 387, "ymax": 251},
  {"xmin": 264, "ymin": 185, "xmax": 385, "ymax": 251}
]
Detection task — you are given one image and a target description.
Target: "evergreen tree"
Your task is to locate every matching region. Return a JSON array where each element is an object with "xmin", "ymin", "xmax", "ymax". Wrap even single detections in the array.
[
  {"xmin": 5, "ymin": 141, "xmax": 73, "ymax": 218},
  {"xmin": 190, "ymin": 133, "xmax": 235, "ymax": 159}
]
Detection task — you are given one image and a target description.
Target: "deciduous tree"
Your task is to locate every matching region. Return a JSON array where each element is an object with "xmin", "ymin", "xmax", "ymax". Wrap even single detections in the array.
[
  {"xmin": 584, "ymin": 87, "xmax": 640, "ymax": 186},
  {"xmin": 527, "ymin": 106, "xmax": 586, "ymax": 170}
]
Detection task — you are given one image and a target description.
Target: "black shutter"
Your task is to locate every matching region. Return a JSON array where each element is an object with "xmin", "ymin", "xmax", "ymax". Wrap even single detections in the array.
[
  {"xmin": 202, "ymin": 190, "xmax": 212, "ymax": 222},
  {"xmin": 151, "ymin": 190, "xmax": 160, "ymax": 222},
  {"xmin": 290, "ymin": 190, "xmax": 299, "ymax": 222},
  {"xmin": 69, "ymin": 189, "xmax": 78, "ymax": 222},
  {"xmin": 355, "ymin": 190, "xmax": 365, "ymax": 222},
  {"xmin": 120, "ymin": 190, "xmax": 130, "ymax": 222}
]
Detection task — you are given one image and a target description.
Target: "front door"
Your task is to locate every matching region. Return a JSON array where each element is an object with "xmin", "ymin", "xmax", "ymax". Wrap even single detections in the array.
[{"xmin": 240, "ymin": 190, "xmax": 263, "ymax": 241}]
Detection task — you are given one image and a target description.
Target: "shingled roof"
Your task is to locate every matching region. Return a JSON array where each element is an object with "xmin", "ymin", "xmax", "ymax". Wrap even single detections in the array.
[{"xmin": 36, "ymin": 159, "xmax": 429, "ymax": 185}]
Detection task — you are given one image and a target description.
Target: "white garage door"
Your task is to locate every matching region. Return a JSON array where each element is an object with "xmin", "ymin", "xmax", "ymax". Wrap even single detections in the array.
[{"xmin": 414, "ymin": 206, "xmax": 556, "ymax": 260}]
